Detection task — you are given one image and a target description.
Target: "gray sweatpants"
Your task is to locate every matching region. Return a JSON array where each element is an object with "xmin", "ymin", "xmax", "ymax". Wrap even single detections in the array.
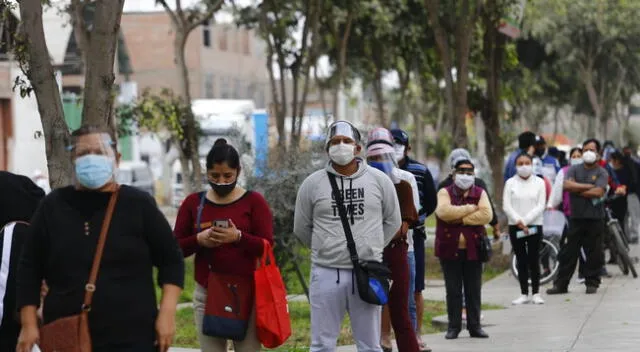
[{"xmin": 310, "ymin": 264, "xmax": 383, "ymax": 352}]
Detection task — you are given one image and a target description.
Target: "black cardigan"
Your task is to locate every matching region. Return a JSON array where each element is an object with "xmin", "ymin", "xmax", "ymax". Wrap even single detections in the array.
[{"xmin": 17, "ymin": 185, "xmax": 185, "ymax": 348}]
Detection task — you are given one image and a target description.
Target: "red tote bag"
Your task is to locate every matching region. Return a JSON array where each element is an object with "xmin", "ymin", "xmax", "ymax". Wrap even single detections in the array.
[{"xmin": 254, "ymin": 240, "xmax": 291, "ymax": 347}]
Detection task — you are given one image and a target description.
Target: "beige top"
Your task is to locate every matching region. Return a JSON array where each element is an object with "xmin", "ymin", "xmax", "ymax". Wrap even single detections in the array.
[{"xmin": 435, "ymin": 188, "xmax": 493, "ymax": 249}]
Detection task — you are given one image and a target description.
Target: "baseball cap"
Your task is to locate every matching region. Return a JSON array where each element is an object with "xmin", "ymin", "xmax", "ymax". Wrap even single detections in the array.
[{"xmin": 390, "ymin": 129, "xmax": 409, "ymax": 146}]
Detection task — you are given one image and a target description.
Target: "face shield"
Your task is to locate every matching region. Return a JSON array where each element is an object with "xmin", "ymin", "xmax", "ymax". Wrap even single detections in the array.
[
  {"xmin": 366, "ymin": 143, "xmax": 397, "ymax": 178},
  {"xmin": 326, "ymin": 121, "xmax": 361, "ymax": 149},
  {"xmin": 67, "ymin": 132, "xmax": 118, "ymax": 189}
]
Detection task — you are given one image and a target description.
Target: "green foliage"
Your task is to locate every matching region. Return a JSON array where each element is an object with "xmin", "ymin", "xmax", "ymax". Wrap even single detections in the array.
[{"xmin": 116, "ymin": 88, "xmax": 194, "ymax": 142}]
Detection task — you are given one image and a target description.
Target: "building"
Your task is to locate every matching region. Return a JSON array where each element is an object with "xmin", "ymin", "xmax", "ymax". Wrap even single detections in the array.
[{"xmin": 61, "ymin": 11, "xmax": 270, "ymax": 108}]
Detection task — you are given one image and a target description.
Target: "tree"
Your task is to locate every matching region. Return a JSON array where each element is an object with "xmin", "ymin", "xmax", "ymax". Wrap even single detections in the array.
[
  {"xmin": 528, "ymin": 0, "xmax": 640, "ymax": 141},
  {"xmin": 235, "ymin": 0, "xmax": 322, "ymax": 152},
  {"xmin": 157, "ymin": 0, "xmax": 224, "ymax": 194},
  {"xmin": 3, "ymin": 0, "xmax": 125, "ymax": 187},
  {"xmin": 424, "ymin": 0, "xmax": 482, "ymax": 147}
]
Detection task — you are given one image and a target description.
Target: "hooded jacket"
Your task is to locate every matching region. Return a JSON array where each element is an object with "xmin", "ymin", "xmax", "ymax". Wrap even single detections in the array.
[{"xmin": 294, "ymin": 159, "xmax": 402, "ymax": 269}]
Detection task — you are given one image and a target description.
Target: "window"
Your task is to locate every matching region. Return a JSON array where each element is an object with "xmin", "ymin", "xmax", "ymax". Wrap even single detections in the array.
[
  {"xmin": 241, "ymin": 31, "xmax": 250, "ymax": 55},
  {"xmin": 204, "ymin": 73, "xmax": 215, "ymax": 98},
  {"xmin": 220, "ymin": 76, "xmax": 230, "ymax": 99},
  {"xmin": 218, "ymin": 29, "xmax": 228, "ymax": 51},
  {"xmin": 203, "ymin": 21, "xmax": 212, "ymax": 48}
]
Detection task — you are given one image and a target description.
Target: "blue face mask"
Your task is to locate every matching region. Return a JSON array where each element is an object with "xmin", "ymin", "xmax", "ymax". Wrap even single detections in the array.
[
  {"xmin": 369, "ymin": 161, "xmax": 394, "ymax": 175},
  {"xmin": 75, "ymin": 154, "xmax": 114, "ymax": 189}
]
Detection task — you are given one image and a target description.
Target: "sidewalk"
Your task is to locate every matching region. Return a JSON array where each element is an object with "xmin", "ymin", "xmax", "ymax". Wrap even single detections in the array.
[{"xmin": 338, "ymin": 244, "xmax": 640, "ymax": 352}]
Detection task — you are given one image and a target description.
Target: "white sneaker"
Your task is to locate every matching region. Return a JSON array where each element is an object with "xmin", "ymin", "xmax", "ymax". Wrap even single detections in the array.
[
  {"xmin": 512, "ymin": 294, "xmax": 530, "ymax": 305},
  {"xmin": 532, "ymin": 293, "xmax": 545, "ymax": 305},
  {"xmin": 577, "ymin": 277, "xmax": 585, "ymax": 284}
]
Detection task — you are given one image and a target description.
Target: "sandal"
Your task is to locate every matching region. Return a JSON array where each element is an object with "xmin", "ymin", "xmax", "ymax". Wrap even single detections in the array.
[
  {"xmin": 381, "ymin": 346, "xmax": 392, "ymax": 352},
  {"xmin": 419, "ymin": 342, "xmax": 432, "ymax": 352}
]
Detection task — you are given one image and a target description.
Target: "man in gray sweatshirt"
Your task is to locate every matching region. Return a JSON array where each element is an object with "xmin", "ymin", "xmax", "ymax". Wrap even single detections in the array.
[{"xmin": 294, "ymin": 121, "xmax": 402, "ymax": 352}]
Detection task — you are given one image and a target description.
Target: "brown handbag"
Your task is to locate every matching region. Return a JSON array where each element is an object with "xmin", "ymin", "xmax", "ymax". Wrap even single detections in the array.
[{"xmin": 38, "ymin": 186, "xmax": 120, "ymax": 352}]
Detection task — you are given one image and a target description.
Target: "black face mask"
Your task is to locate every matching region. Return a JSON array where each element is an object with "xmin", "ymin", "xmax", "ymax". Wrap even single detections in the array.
[
  {"xmin": 534, "ymin": 148, "xmax": 545, "ymax": 157},
  {"xmin": 209, "ymin": 181, "xmax": 237, "ymax": 197}
]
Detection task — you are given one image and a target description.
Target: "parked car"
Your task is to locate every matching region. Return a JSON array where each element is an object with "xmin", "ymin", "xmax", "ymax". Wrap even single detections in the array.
[{"xmin": 116, "ymin": 161, "xmax": 155, "ymax": 196}]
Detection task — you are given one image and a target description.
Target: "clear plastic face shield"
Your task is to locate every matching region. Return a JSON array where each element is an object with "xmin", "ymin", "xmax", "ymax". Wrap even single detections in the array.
[
  {"xmin": 67, "ymin": 132, "xmax": 118, "ymax": 189},
  {"xmin": 326, "ymin": 121, "xmax": 361, "ymax": 149},
  {"xmin": 366, "ymin": 143, "xmax": 397, "ymax": 177}
]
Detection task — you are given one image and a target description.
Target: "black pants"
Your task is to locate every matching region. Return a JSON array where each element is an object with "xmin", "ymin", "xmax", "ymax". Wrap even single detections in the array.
[
  {"xmin": 509, "ymin": 226, "xmax": 542, "ymax": 295},
  {"xmin": 94, "ymin": 341, "xmax": 156, "ymax": 352},
  {"xmin": 440, "ymin": 250, "xmax": 482, "ymax": 331},
  {"xmin": 554, "ymin": 219, "xmax": 605, "ymax": 289}
]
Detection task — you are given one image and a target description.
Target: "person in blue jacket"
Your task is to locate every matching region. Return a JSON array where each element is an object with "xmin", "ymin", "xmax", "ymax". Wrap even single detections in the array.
[{"xmin": 534, "ymin": 136, "xmax": 561, "ymax": 183}]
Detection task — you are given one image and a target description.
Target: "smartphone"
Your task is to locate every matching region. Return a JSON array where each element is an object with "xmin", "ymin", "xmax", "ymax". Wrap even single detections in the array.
[
  {"xmin": 516, "ymin": 226, "xmax": 538, "ymax": 239},
  {"xmin": 214, "ymin": 219, "xmax": 230, "ymax": 228}
]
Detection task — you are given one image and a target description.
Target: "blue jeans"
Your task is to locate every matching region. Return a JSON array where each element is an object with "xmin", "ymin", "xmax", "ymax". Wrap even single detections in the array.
[{"xmin": 407, "ymin": 251, "xmax": 417, "ymax": 330}]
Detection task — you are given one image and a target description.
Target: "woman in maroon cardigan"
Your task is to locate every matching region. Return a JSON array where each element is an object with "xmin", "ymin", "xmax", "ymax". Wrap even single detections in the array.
[
  {"xmin": 435, "ymin": 159, "xmax": 492, "ymax": 340},
  {"xmin": 173, "ymin": 139, "xmax": 273, "ymax": 351}
]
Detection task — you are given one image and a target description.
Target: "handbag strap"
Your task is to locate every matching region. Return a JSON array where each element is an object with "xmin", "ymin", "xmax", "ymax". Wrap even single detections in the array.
[
  {"xmin": 327, "ymin": 173, "xmax": 359, "ymax": 265},
  {"xmin": 82, "ymin": 185, "xmax": 120, "ymax": 312}
]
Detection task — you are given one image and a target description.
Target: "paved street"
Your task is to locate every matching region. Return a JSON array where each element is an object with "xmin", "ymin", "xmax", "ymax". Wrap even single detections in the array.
[{"xmin": 338, "ymin": 245, "xmax": 640, "ymax": 352}]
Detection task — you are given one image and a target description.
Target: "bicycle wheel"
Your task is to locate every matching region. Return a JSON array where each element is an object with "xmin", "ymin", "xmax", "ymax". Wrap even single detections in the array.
[
  {"xmin": 611, "ymin": 225, "xmax": 636, "ymax": 277},
  {"xmin": 609, "ymin": 222, "xmax": 630, "ymax": 275},
  {"xmin": 510, "ymin": 238, "xmax": 559, "ymax": 285}
]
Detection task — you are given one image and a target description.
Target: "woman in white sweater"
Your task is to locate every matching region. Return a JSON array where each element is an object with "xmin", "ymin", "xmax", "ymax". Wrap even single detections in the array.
[{"xmin": 503, "ymin": 153, "xmax": 547, "ymax": 305}]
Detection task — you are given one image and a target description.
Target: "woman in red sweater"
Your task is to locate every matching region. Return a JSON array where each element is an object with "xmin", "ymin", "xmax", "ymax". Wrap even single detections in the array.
[{"xmin": 173, "ymin": 138, "xmax": 273, "ymax": 351}]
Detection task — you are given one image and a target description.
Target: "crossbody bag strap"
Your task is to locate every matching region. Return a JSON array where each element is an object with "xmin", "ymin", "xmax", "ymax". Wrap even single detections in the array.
[
  {"xmin": 82, "ymin": 185, "xmax": 120, "ymax": 312},
  {"xmin": 196, "ymin": 191, "xmax": 207, "ymax": 233},
  {"xmin": 327, "ymin": 173, "xmax": 359, "ymax": 265}
]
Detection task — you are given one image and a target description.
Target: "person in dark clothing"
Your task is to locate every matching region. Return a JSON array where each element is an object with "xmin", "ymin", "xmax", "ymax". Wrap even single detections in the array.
[
  {"xmin": 606, "ymin": 151, "xmax": 638, "ymax": 260},
  {"xmin": 16, "ymin": 126, "xmax": 185, "ymax": 352},
  {"xmin": 0, "ymin": 172, "xmax": 45, "ymax": 351},
  {"xmin": 390, "ymin": 128, "xmax": 436, "ymax": 351},
  {"xmin": 547, "ymin": 139, "xmax": 609, "ymax": 295}
]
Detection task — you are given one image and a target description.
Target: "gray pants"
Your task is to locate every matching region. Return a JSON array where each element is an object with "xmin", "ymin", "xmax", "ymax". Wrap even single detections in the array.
[
  {"xmin": 626, "ymin": 194, "xmax": 640, "ymax": 241},
  {"xmin": 310, "ymin": 265, "xmax": 382, "ymax": 352},
  {"xmin": 193, "ymin": 284, "xmax": 261, "ymax": 352}
]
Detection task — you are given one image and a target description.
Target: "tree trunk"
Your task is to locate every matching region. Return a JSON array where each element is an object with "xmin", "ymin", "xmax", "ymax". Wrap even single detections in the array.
[
  {"xmin": 18, "ymin": 0, "xmax": 72, "ymax": 188},
  {"xmin": 81, "ymin": 0, "xmax": 125, "ymax": 131},
  {"xmin": 373, "ymin": 71, "xmax": 386, "ymax": 126},
  {"xmin": 332, "ymin": 10, "xmax": 354, "ymax": 119},
  {"xmin": 174, "ymin": 31, "xmax": 201, "ymax": 194},
  {"xmin": 583, "ymin": 69, "xmax": 601, "ymax": 140},
  {"xmin": 481, "ymin": 0, "xmax": 506, "ymax": 205}
]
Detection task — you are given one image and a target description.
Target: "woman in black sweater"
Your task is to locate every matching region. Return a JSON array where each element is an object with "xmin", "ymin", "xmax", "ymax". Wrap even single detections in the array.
[{"xmin": 16, "ymin": 126, "xmax": 185, "ymax": 352}]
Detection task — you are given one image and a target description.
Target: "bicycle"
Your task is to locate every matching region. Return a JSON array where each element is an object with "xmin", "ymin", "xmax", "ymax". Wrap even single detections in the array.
[
  {"xmin": 604, "ymin": 195, "xmax": 638, "ymax": 278},
  {"xmin": 509, "ymin": 210, "xmax": 563, "ymax": 285}
]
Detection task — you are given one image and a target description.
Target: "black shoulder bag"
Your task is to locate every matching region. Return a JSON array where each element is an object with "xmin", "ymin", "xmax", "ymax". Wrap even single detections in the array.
[{"xmin": 327, "ymin": 172, "xmax": 391, "ymax": 306}]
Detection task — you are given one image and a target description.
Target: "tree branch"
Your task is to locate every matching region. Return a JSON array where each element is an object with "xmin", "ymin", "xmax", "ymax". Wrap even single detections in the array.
[
  {"xmin": 186, "ymin": 0, "xmax": 224, "ymax": 33},
  {"xmin": 156, "ymin": 0, "xmax": 180, "ymax": 26}
]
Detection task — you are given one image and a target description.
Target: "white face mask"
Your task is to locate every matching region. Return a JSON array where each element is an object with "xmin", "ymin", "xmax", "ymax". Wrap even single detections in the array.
[
  {"xmin": 454, "ymin": 174, "xmax": 475, "ymax": 190},
  {"xmin": 393, "ymin": 144, "xmax": 406, "ymax": 162},
  {"xmin": 570, "ymin": 158, "xmax": 584, "ymax": 166},
  {"xmin": 328, "ymin": 143, "xmax": 356, "ymax": 166},
  {"xmin": 517, "ymin": 165, "xmax": 533, "ymax": 178},
  {"xmin": 582, "ymin": 151, "xmax": 597, "ymax": 164}
]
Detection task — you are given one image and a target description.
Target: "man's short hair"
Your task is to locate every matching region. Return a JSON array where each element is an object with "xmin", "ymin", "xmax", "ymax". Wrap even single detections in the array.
[
  {"xmin": 582, "ymin": 138, "xmax": 602, "ymax": 153},
  {"xmin": 518, "ymin": 131, "xmax": 537, "ymax": 150}
]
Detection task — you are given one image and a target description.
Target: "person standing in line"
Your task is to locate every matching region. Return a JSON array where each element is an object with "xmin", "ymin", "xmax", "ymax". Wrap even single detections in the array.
[
  {"xmin": 533, "ymin": 136, "xmax": 561, "ymax": 183},
  {"xmin": 503, "ymin": 154, "xmax": 547, "ymax": 305},
  {"xmin": 368, "ymin": 128, "xmax": 420, "ymax": 352},
  {"xmin": 173, "ymin": 139, "xmax": 274, "ymax": 351},
  {"xmin": 294, "ymin": 121, "xmax": 401, "ymax": 352},
  {"xmin": 16, "ymin": 126, "xmax": 184, "ymax": 352},
  {"xmin": 0, "ymin": 172, "xmax": 45, "ymax": 351},
  {"xmin": 548, "ymin": 148, "xmax": 587, "ymax": 283},
  {"xmin": 435, "ymin": 159, "xmax": 492, "ymax": 340},
  {"xmin": 547, "ymin": 139, "xmax": 609, "ymax": 295},
  {"xmin": 391, "ymin": 128, "xmax": 437, "ymax": 352},
  {"xmin": 504, "ymin": 131, "xmax": 537, "ymax": 182}
]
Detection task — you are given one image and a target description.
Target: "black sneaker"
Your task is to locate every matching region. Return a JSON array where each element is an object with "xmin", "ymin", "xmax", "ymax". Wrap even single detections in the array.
[
  {"xmin": 586, "ymin": 286, "xmax": 598, "ymax": 294},
  {"xmin": 546, "ymin": 286, "xmax": 568, "ymax": 295}
]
